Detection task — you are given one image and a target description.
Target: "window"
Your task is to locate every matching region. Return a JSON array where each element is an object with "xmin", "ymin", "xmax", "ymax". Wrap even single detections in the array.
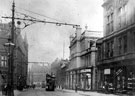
[
  {"xmin": 118, "ymin": 0, "xmax": 122, "ymax": 5},
  {"xmin": 98, "ymin": 46, "xmax": 101, "ymax": 61},
  {"xmin": 107, "ymin": 24, "xmax": 110, "ymax": 33},
  {"xmin": 118, "ymin": 4, "xmax": 127, "ymax": 28},
  {"xmin": 86, "ymin": 56, "xmax": 89, "ymax": 66},
  {"xmin": 133, "ymin": 32, "xmax": 135, "ymax": 51},
  {"xmin": 1, "ymin": 61, "xmax": 4, "ymax": 67},
  {"xmin": 134, "ymin": 8, "xmax": 135, "ymax": 22},
  {"xmin": 89, "ymin": 55, "xmax": 91, "ymax": 66},
  {"xmin": 110, "ymin": 40, "xmax": 114, "ymax": 57},
  {"xmin": 118, "ymin": 37, "xmax": 122, "ymax": 55},
  {"xmin": 119, "ymin": 7, "xmax": 123, "ymax": 16},
  {"xmin": 105, "ymin": 39, "xmax": 114, "ymax": 58},
  {"xmin": 111, "ymin": 13, "xmax": 114, "ymax": 32},
  {"xmin": 107, "ymin": 15, "xmax": 110, "ymax": 24},
  {"xmin": 106, "ymin": 12, "xmax": 114, "ymax": 34},
  {"xmin": 118, "ymin": 16, "xmax": 122, "ymax": 28},
  {"xmin": 123, "ymin": 35, "xmax": 127, "ymax": 53},
  {"xmin": 1, "ymin": 56, "xmax": 4, "ymax": 60},
  {"xmin": 118, "ymin": 7, "xmax": 122, "ymax": 28},
  {"xmin": 1, "ymin": 55, "xmax": 7, "ymax": 67},
  {"xmin": 118, "ymin": 34, "xmax": 128, "ymax": 55},
  {"xmin": 106, "ymin": 42, "xmax": 110, "ymax": 58}
]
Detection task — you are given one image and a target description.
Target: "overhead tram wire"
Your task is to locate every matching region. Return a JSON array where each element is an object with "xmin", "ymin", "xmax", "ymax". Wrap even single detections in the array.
[
  {"xmin": 15, "ymin": 11, "xmax": 38, "ymax": 20},
  {"xmin": 3, "ymin": 5, "xmax": 80, "ymax": 28},
  {"xmin": 3, "ymin": 11, "xmax": 80, "ymax": 28},
  {"xmin": 15, "ymin": 6, "xmax": 63, "ymax": 22}
]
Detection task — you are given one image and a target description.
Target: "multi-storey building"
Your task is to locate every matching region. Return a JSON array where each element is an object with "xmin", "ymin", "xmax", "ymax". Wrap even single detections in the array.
[
  {"xmin": 0, "ymin": 23, "xmax": 10, "ymax": 90},
  {"xmin": 14, "ymin": 29, "xmax": 28, "ymax": 89},
  {"xmin": 0, "ymin": 22, "xmax": 28, "ymax": 90},
  {"xmin": 30, "ymin": 63, "xmax": 50, "ymax": 86},
  {"xmin": 66, "ymin": 27, "xmax": 102, "ymax": 91},
  {"xmin": 96, "ymin": 0, "xmax": 135, "ymax": 92}
]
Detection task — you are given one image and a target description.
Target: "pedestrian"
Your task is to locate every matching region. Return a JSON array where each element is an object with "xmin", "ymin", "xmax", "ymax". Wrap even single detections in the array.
[
  {"xmin": 62, "ymin": 85, "xmax": 64, "ymax": 90},
  {"xmin": 2, "ymin": 83, "xmax": 7, "ymax": 96},
  {"xmin": 75, "ymin": 83, "xmax": 78, "ymax": 92},
  {"xmin": 1, "ymin": 83, "xmax": 5, "ymax": 95},
  {"xmin": 104, "ymin": 81, "xmax": 108, "ymax": 93},
  {"xmin": 32, "ymin": 84, "xmax": 35, "ymax": 89}
]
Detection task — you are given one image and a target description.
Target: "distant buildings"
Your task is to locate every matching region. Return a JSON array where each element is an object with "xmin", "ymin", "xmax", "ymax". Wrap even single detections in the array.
[
  {"xmin": 51, "ymin": 58, "xmax": 69, "ymax": 89},
  {"xmin": 65, "ymin": 27, "xmax": 102, "ymax": 91},
  {"xmin": 96, "ymin": 0, "xmax": 135, "ymax": 92},
  {"xmin": 29, "ymin": 63, "xmax": 50, "ymax": 85},
  {"xmin": 0, "ymin": 22, "xmax": 28, "ymax": 89}
]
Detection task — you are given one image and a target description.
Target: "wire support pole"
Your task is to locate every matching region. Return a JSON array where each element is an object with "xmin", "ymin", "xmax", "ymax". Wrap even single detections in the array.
[{"xmin": 7, "ymin": 1, "xmax": 15, "ymax": 96}]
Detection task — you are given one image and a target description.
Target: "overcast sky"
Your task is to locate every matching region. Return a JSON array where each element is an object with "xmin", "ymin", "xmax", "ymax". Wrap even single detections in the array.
[{"xmin": 0, "ymin": 0, "xmax": 103, "ymax": 64}]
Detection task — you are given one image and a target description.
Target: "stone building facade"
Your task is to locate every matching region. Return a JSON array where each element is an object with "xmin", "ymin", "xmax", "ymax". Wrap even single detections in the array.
[
  {"xmin": 96, "ymin": 0, "xmax": 135, "ymax": 93},
  {"xmin": 66, "ymin": 27, "xmax": 102, "ymax": 91}
]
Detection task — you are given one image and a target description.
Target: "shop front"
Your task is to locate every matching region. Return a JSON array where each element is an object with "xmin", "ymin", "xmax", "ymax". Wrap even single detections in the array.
[
  {"xmin": 79, "ymin": 68, "xmax": 92, "ymax": 90},
  {"xmin": 97, "ymin": 61, "xmax": 135, "ymax": 93},
  {"xmin": 97, "ymin": 67, "xmax": 115, "ymax": 92},
  {"xmin": 66, "ymin": 67, "xmax": 92, "ymax": 91}
]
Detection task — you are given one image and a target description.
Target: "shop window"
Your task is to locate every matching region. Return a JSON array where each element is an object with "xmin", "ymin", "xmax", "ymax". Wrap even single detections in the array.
[
  {"xmin": 85, "ymin": 73, "xmax": 91, "ymax": 90},
  {"xmin": 1, "ymin": 56, "xmax": 4, "ymax": 60},
  {"xmin": 127, "ymin": 72, "xmax": 135, "ymax": 90},
  {"xmin": 1, "ymin": 61, "xmax": 4, "ymax": 67},
  {"xmin": 115, "ymin": 67, "xmax": 127, "ymax": 91},
  {"xmin": 79, "ymin": 70, "xmax": 91, "ymax": 90}
]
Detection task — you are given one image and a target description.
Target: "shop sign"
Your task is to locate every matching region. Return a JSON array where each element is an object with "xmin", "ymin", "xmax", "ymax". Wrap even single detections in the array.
[
  {"xmin": 104, "ymin": 69, "xmax": 110, "ymax": 74},
  {"xmin": 80, "ymin": 69, "xmax": 91, "ymax": 73}
]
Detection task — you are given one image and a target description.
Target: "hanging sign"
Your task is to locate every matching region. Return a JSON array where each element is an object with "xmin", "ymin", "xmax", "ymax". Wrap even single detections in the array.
[{"xmin": 104, "ymin": 69, "xmax": 110, "ymax": 74}]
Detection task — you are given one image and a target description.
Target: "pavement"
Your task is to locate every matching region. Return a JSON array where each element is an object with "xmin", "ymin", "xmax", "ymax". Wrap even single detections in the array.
[
  {"xmin": 62, "ymin": 89, "xmax": 117, "ymax": 96},
  {"xmin": 57, "ymin": 88, "xmax": 130, "ymax": 96},
  {"xmin": 0, "ymin": 90, "xmax": 21, "ymax": 96},
  {"xmin": 0, "ymin": 89, "xmax": 131, "ymax": 96}
]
